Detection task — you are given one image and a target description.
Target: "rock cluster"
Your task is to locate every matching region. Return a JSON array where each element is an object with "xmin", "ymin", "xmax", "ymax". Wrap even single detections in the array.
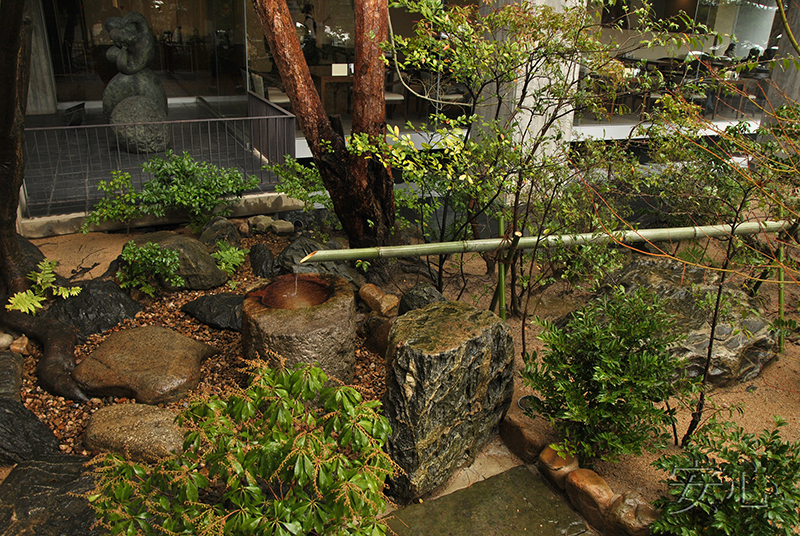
[
  {"xmin": 604, "ymin": 258, "xmax": 777, "ymax": 386},
  {"xmin": 537, "ymin": 445, "xmax": 658, "ymax": 536}
]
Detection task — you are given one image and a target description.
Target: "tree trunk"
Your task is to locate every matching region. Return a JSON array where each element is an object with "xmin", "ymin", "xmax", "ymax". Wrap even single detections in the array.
[
  {"xmin": 0, "ymin": 1, "xmax": 33, "ymax": 298},
  {"xmin": 252, "ymin": 0, "xmax": 395, "ymax": 248},
  {"xmin": 0, "ymin": 1, "xmax": 87, "ymax": 402}
]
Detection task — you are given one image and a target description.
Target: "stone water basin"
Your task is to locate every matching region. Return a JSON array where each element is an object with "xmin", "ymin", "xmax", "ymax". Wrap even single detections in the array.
[{"xmin": 241, "ymin": 273, "xmax": 356, "ymax": 382}]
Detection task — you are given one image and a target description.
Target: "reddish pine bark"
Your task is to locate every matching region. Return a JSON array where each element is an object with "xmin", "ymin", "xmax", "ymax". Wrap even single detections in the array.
[{"xmin": 252, "ymin": 0, "xmax": 395, "ymax": 248}]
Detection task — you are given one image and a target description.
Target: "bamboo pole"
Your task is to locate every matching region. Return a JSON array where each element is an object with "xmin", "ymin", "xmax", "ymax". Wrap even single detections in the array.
[
  {"xmin": 299, "ymin": 220, "xmax": 791, "ymax": 263},
  {"xmin": 490, "ymin": 230, "xmax": 523, "ymax": 314}
]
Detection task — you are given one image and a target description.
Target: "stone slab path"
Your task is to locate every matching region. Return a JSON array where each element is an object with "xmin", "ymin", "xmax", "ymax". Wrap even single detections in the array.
[{"xmin": 386, "ymin": 465, "xmax": 591, "ymax": 536}]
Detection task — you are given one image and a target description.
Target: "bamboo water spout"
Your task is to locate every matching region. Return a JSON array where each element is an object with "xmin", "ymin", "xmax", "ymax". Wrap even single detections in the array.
[{"xmin": 299, "ymin": 221, "xmax": 792, "ymax": 264}]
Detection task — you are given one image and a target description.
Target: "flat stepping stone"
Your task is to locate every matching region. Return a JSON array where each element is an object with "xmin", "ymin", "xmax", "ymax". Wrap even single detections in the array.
[
  {"xmin": 386, "ymin": 465, "xmax": 587, "ymax": 536},
  {"xmin": 73, "ymin": 325, "xmax": 217, "ymax": 404},
  {"xmin": 83, "ymin": 403, "xmax": 183, "ymax": 463}
]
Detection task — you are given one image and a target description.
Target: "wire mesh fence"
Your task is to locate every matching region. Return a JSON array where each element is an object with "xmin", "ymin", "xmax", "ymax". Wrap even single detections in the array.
[{"xmin": 21, "ymin": 96, "xmax": 295, "ymax": 219}]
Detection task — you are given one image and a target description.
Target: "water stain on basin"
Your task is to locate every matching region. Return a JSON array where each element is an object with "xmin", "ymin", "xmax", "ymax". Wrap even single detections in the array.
[{"xmin": 247, "ymin": 274, "xmax": 333, "ymax": 309}]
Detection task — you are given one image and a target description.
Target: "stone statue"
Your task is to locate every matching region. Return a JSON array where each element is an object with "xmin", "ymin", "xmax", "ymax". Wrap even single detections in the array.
[{"xmin": 102, "ymin": 12, "xmax": 169, "ymax": 153}]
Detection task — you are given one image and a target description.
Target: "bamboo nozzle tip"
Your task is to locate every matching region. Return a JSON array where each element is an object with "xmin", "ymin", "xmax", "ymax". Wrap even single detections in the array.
[{"xmin": 299, "ymin": 251, "xmax": 317, "ymax": 264}]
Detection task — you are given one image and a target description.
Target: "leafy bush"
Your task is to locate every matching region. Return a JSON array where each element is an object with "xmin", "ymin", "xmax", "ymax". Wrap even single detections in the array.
[
  {"xmin": 139, "ymin": 151, "xmax": 259, "ymax": 231},
  {"xmin": 653, "ymin": 416, "xmax": 800, "ymax": 536},
  {"xmin": 521, "ymin": 285, "xmax": 693, "ymax": 461},
  {"xmin": 211, "ymin": 241, "xmax": 249, "ymax": 277},
  {"xmin": 116, "ymin": 241, "xmax": 184, "ymax": 297},
  {"xmin": 267, "ymin": 156, "xmax": 331, "ymax": 213},
  {"xmin": 83, "ymin": 153, "xmax": 258, "ymax": 233},
  {"xmin": 81, "ymin": 171, "xmax": 143, "ymax": 234},
  {"xmin": 89, "ymin": 362, "xmax": 394, "ymax": 536},
  {"xmin": 5, "ymin": 259, "xmax": 81, "ymax": 315},
  {"xmin": 537, "ymin": 240, "xmax": 625, "ymax": 291}
]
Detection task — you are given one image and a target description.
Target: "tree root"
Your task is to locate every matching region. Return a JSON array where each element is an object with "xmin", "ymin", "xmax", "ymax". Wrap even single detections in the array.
[{"xmin": 0, "ymin": 309, "xmax": 88, "ymax": 402}]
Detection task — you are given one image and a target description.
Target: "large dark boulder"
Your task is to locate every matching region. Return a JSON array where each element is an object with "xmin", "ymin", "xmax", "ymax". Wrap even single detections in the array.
[
  {"xmin": 46, "ymin": 279, "xmax": 143, "ymax": 340},
  {"xmin": 0, "ymin": 454, "xmax": 103, "ymax": 536},
  {"xmin": 0, "ymin": 399, "xmax": 59, "ymax": 465},
  {"xmin": 604, "ymin": 258, "xmax": 777, "ymax": 386},
  {"xmin": 275, "ymin": 236, "xmax": 365, "ymax": 289},
  {"xmin": 73, "ymin": 325, "xmax": 218, "ymax": 404},
  {"xmin": 249, "ymin": 243, "xmax": 275, "ymax": 278},
  {"xmin": 199, "ymin": 216, "xmax": 241, "ymax": 252},
  {"xmin": 135, "ymin": 232, "xmax": 228, "ymax": 290},
  {"xmin": 384, "ymin": 301, "xmax": 515, "ymax": 501},
  {"xmin": 398, "ymin": 283, "xmax": 447, "ymax": 316},
  {"xmin": 181, "ymin": 293, "xmax": 244, "ymax": 331}
]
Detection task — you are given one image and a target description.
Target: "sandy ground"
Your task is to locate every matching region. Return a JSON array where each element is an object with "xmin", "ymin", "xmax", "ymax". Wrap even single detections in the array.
[{"xmin": 7, "ymin": 229, "xmax": 800, "ymax": 506}]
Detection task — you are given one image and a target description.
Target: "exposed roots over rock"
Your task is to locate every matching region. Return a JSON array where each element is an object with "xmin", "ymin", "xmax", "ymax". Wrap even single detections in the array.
[{"xmin": 0, "ymin": 308, "xmax": 88, "ymax": 402}]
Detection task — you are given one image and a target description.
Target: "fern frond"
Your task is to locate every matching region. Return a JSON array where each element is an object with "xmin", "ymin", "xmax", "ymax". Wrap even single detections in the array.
[{"xmin": 6, "ymin": 290, "xmax": 47, "ymax": 315}]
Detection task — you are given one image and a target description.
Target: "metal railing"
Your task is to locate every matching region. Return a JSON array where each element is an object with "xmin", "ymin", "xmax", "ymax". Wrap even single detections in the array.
[{"xmin": 21, "ymin": 93, "xmax": 295, "ymax": 219}]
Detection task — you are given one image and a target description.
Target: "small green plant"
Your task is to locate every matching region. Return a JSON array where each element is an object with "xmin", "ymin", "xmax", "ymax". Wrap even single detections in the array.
[
  {"xmin": 355, "ymin": 259, "xmax": 371, "ymax": 273},
  {"xmin": 116, "ymin": 241, "xmax": 184, "ymax": 297},
  {"xmin": 211, "ymin": 241, "xmax": 249, "ymax": 277},
  {"xmin": 140, "ymin": 151, "xmax": 259, "ymax": 232},
  {"xmin": 82, "ymin": 171, "xmax": 143, "ymax": 234},
  {"xmin": 653, "ymin": 416, "xmax": 800, "ymax": 536},
  {"xmin": 89, "ymin": 361, "xmax": 394, "ymax": 536},
  {"xmin": 6, "ymin": 259, "xmax": 81, "ymax": 315},
  {"xmin": 521, "ymin": 285, "xmax": 693, "ymax": 462},
  {"xmin": 267, "ymin": 156, "xmax": 342, "ymax": 233}
]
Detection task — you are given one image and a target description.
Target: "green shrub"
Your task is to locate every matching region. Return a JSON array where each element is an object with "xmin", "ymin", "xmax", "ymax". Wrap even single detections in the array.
[
  {"xmin": 140, "ymin": 151, "xmax": 259, "ymax": 231},
  {"xmin": 211, "ymin": 241, "xmax": 249, "ymax": 277},
  {"xmin": 5, "ymin": 259, "xmax": 81, "ymax": 315},
  {"xmin": 83, "ymin": 153, "xmax": 259, "ymax": 234},
  {"xmin": 116, "ymin": 241, "xmax": 184, "ymax": 296},
  {"xmin": 89, "ymin": 362, "xmax": 394, "ymax": 536},
  {"xmin": 267, "ymin": 156, "xmax": 331, "ymax": 213},
  {"xmin": 521, "ymin": 285, "xmax": 693, "ymax": 462},
  {"xmin": 81, "ymin": 171, "xmax": 143, "ymax": 234},
  {"xmin": 653, "ymin": 416, "xmax": 800, "ymax": 536}
]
